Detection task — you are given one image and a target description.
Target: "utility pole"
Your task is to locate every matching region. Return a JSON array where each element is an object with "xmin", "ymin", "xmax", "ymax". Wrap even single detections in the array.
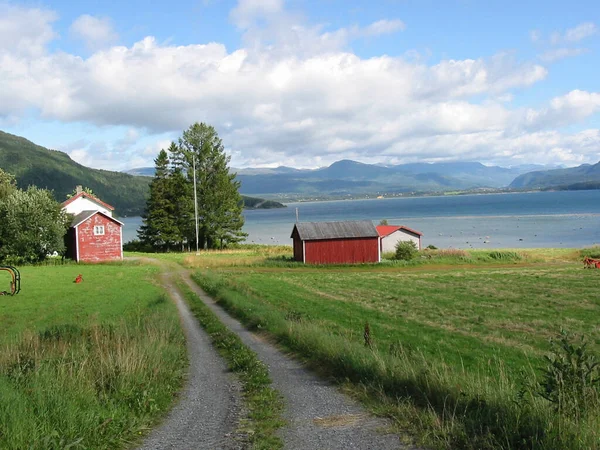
[{"xmin": 193, "ymin": 153, "xmax": 199, "ymax": 254}]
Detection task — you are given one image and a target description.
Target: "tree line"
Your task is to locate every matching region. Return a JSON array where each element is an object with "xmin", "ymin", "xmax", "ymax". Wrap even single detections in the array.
[{"xmin": 138, "ymin": 123, "xmax": 247, "ymax": 251}]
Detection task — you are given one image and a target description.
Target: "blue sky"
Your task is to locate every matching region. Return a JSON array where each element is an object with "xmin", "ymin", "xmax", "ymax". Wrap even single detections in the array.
[{"xmin": 1, "ymin": 0, "xmax": 599, "ymax": 170}]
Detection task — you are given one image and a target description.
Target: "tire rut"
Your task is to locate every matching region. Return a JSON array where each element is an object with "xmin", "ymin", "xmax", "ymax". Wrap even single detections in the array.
[
  {"xmin": 138, "ymin": 270, "xmax": 244, "ymax": 450},
  {"xmin": 180, "ymin": 272, "xmax": 416, "ymax": 450}
]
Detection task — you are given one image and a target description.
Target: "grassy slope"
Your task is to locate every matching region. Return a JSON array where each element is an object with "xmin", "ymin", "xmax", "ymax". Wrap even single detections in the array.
[
  {"xmin": 0, "ymin": 130, "xmax": 151, "ymax": 216},
  {"xmin": 0, "ymin": 263, "xmax": 186, "ymax": 449},
  {"xmin": 183, "ymin": 247, "xmax": 600, "ymax": 449}
]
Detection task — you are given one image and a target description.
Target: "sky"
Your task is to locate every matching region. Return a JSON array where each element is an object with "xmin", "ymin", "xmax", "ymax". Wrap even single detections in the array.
[{"xmin": 1, "ymin": 0, "xmax": 599, "ymax": 171}]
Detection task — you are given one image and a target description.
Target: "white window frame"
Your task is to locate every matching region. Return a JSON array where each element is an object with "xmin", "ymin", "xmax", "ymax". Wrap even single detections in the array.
[{"xmin": 93, "ymin": 225, "xmax": 105, "ymax": 236}]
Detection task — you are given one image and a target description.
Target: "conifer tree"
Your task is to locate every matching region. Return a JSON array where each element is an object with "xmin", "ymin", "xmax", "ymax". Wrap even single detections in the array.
[
  {"xmin": 172, "ymin": 122, "xmax": 247, "ymax": 249},
  {"xmin": 139, "ymin": 150, "xmax": 179, "ymax": 250}
]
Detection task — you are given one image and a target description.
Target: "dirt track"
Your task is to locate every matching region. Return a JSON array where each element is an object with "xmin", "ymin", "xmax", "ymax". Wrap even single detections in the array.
[{"xmin": 139, "ymin": 260, "xmax": 413, "ymax": 449}]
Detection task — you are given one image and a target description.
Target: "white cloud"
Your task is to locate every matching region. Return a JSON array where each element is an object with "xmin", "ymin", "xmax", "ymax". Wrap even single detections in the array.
[
  {"xmin": 564, "ymin": 22, "xmax": 597, "ymax": 42},
  {"xmin": 70, "ymin": 15, "xmax": 118, "ymax": 50},
  {"xmin": 362, "ymin": 19, "xmax": 406, "ymax": 36},
  {"xmin": 538, "ymin": 47, "xmax": 588, "ymax": 62},
  {"xmin": 230, "ymin": 0, "xmax": 283, "ymax": 29},
  {"xmin": 529, "ymin": 29, "xmax": 541, "ymax": 43},
  {"xmin": 1, "ymin": 2, "xmax": 599, "ymax": 170},
  {"xmin": 0, "ymin": 4, "xmax": 57, "ymax": 56},
  {"xmin": 550, "ymin": 22, "xmax": 597, "ymax": 44},
  {"xmin": 522, "ymin": 90, "xmax": 600, "ymax": 130}
]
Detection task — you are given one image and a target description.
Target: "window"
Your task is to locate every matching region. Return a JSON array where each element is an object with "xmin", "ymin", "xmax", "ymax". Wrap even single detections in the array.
[{"xmin": 93, "ymin": 225, "xmax": 105, "ymax": 236}]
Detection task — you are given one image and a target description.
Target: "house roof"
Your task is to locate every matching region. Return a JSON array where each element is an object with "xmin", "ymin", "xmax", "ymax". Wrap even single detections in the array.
[
  {"xmin": 291, "ymin": 220, "xmax": 379, "ymax": 241},
  {"xmin": 376, "ymin": 225, "xmax": 423, "ymax": 237},
  {"xmin": 61, "ymin": 192, "xmax": 115, "ymax": 211},
  {"xmin": 71, "ymin": 210, "xmax": 123, "ymax": 228}
]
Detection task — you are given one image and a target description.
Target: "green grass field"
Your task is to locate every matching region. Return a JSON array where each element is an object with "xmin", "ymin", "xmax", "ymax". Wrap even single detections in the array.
[
  {"xmin": 0, "ymin": 262, "xmax": 186, "ymax": 449},
  {"xmin": 185, "ymin": 246, "xmax": 600, "ymax": 450}
]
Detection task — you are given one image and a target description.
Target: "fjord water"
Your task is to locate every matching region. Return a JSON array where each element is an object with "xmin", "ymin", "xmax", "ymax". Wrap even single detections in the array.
[{"xmin": 121, "ymin": 190, "xmax": 600, "ymax": 249}]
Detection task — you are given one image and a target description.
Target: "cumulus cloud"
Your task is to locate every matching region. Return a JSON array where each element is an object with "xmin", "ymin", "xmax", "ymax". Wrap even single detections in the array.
[
  {"xmin": 70, "ymin": 15, "xmax": 118, "ymax": 50},
  {"xmin": 0, "ymin": 4, "xmax": 57, "ymax": 56},
  {"xmin": 0, "ymin": 2, "xmax": 599, "ymax": 169}
]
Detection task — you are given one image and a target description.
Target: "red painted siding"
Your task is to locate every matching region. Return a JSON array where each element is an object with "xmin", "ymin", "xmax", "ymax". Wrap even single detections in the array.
[
  {"xmin": 76, "ymin": 214, "xmax": 122, "ymax": 262},
  {"xmin": 304, "ymin": 238, "xmax": 379, "ymax": 264}
]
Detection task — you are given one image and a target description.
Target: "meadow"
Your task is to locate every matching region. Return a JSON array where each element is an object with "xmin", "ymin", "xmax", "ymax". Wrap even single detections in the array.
[
  {"xmin": 184, "ymin": 246, "xmax": 600, "ymax": 450},
  {"xmin": 0, "ymin": 262, "xmax": 186, "ymax": 449}
]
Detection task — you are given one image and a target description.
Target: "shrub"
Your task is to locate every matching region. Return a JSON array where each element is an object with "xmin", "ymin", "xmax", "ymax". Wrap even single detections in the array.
[
  {"xmin": 395, "ymin": 240, "xmax": 418, "ymax": 261},
  {"xmin": 538, "ymin": 329, "xmax": 600, "ymax": 420},
  {"xmin": 580, "ymin": 246, "xmax": 600, "ymax": 259},
  {"xmin": 426, "ymin": 244, "xmax": 437, "ymax": 250}
]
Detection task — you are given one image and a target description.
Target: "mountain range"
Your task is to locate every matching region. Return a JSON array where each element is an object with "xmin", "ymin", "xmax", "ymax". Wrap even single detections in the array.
[
  {"xmin": 0, "ymin": 131, "xmax": 283, "ymax": 216},
  {"xmin": 128, "ymin": 160, "xmax": 574, "ymax": 197}
]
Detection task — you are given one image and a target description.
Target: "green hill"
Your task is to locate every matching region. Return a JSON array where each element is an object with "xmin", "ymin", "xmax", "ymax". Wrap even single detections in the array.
[
  {"xmin": 0, "ymin": 131, "xmax": 151, "ymax": 216},
  {"xmin": 0, "ymin": 131, "xmax": 285, "ymax": 215},
  {"xmin": 509, "ymin": 161, "xmax": 600, "ymax": 189}
]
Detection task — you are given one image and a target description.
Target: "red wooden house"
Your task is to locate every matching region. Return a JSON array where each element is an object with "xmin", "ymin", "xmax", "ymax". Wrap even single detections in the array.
[
  {"xmin": 291, "ymin": 220, "xmax": 380, "ymax": 264},
  {"xmin": 62, "ymin": 188, "xmax": 123, "ymax": 262}
]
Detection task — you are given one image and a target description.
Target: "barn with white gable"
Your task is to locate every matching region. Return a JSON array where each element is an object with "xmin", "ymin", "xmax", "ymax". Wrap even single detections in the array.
[{"xmin": 61, "ymin": 186, "xmax": 123, "ymax": 262}]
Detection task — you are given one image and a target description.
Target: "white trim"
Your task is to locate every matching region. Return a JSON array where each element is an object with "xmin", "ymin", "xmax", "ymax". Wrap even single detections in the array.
[
  {"xmin": 120, "ymin": 223, "xmax": 123, "ymax": 260},
  {"xmin": 75, "ymin": 226, "xmax": 80, "ymax": 262},
  {"xmin": 93, "ymin": 225, "xmax": 105, "ymax": 236},
  {"xmin": 378, "ymin": 237, "xmax": 381, "ymax": 262},
  {"xmin": 72, "ymin": 211, "xmax": 124, "ymax": 228},
  {"xmin": 302, "ymin": 240, "xmax": 306, "ymax": 264}
]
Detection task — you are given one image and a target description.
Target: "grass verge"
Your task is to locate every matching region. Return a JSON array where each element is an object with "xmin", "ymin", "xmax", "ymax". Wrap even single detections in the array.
[
  {"xmin": 0, "ymin": 263, "xmax": 186, "ymax": 449},
  {"xmin": 176, "ymin": 279, "xmax": 285, "ymax": 449}
]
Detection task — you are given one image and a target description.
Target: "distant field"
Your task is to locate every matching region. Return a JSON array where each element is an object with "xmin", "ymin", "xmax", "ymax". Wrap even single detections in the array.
[
  {"xmin": 186, "ymin": 246, "xmax": 600, "ymax": 449},
  {"xmin": 0, "ymin": 263, "xmax": 186, "ymax": 449}
]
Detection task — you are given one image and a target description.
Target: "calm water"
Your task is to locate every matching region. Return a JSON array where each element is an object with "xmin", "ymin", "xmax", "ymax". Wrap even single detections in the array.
[{"xmin": 122, "ymin": 190, "xmax": 600, "ymax": 249}]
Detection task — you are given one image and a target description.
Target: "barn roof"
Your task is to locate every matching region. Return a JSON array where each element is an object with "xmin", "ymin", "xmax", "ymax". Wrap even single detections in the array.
[
  {"xmin": 71, "ymin": 210, "xmax": 124, "ymax": 228},
  {"xmin": 62, "ymin": 192, "xmax": 115, "ymax": 211},
  {"xmin": 291, "ymin": 220, "xmax": 379, "ymax": 241},
  {"xmin": 376, "ymin": 225, "xmax": 423, "ymax": 237}
]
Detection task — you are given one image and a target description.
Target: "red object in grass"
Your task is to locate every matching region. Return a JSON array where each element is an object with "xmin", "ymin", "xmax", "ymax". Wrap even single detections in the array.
[{"xmin": 74, "ymin": 274, "xmax": 83, "ymax": 283}]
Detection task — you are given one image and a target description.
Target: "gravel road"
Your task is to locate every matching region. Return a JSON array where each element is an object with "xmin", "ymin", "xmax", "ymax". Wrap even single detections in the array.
[
  {"xmin": 138, "ymin": 271, "xmax": 243, "ymax": 450},
  {"xmin": 180, "ymin": 272, "xmax": 415, "ymax": 450}
]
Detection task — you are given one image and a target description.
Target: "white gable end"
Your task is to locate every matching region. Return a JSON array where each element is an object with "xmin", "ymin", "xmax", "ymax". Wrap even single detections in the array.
[{"xmin": 63, "ymin": 196, "xmax": 112, "ymax": 217}]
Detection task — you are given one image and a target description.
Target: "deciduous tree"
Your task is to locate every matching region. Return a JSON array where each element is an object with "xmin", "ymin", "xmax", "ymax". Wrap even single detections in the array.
[{"xmin": 0, "ymin": 185, "xmax": 69, "ymax": 263}]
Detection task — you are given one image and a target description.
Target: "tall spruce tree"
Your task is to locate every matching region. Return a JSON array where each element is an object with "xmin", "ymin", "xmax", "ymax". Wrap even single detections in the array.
[
  {"xmin": 139, "ymin": 150, "xmax": 180, "ymax": 250},
  {"xmin": 172, "ymin": 122, "xmax": 247, "ymax": 249}
]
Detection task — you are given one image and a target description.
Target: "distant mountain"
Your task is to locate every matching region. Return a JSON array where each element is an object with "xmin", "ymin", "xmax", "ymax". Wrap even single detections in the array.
[
  {"xmin": 510, "ymin": 161, "xmax": 600, "ymax": 189},
  {"xmin": 1, "ymin": 131, "xmax": 151, "ymax": 216},
  {"xmin": 227, "ymin": 159, "xmax": 546, "ymax": 197}
]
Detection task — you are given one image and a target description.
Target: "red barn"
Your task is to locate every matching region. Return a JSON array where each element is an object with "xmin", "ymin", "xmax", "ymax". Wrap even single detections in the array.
[
  {"xmin": 65, "ymin": 211, "xmax": 124, "ymax": 262},
  {"xmin": 291, "ymin": 220, "xmax": 380, "ymax": 264}
]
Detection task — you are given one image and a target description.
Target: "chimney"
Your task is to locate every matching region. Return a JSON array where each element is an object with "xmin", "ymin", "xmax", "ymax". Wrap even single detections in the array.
[{"xmin": 76, "ymin": 185, "xmax": 83, "ymax": 194}]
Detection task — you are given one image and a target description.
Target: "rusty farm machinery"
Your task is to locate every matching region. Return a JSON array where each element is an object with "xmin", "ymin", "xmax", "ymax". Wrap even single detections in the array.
[{"xmin": 0, "ymin": 266, "xmax": 20, "ymax": 296}]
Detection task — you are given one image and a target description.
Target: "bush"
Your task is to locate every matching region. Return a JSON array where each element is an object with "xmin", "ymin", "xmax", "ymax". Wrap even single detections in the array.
[
  {"xmin": 394, "ymin": 240, "xmax": 418, "ymax": 261},
  {"xmin": 538, "ymin": 329, "xmax": 600, "ymax": 420},
  {"xmin": 426, "ymin": 244, "xmax": 437, "ymax": 250}
]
